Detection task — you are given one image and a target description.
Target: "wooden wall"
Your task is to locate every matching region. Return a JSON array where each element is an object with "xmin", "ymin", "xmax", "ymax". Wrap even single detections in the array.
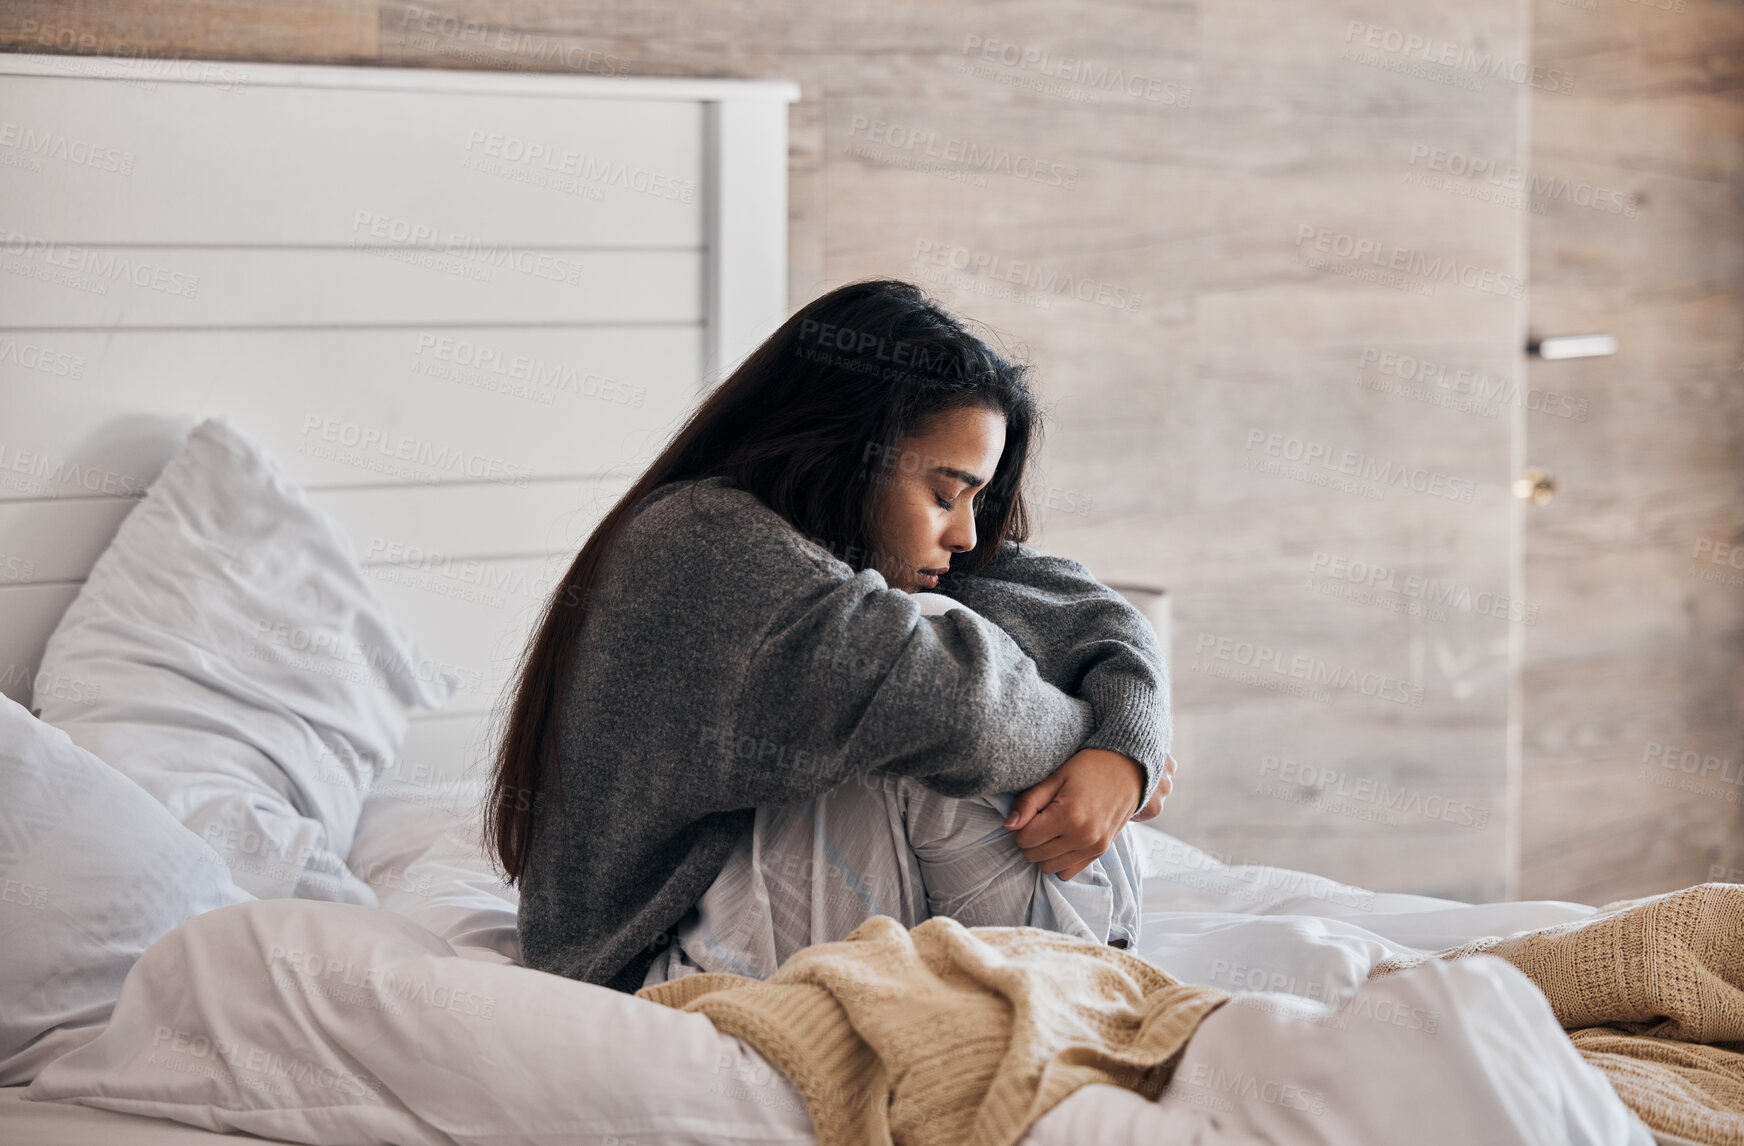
[
  {"xmin": 1520, "ymin": 0, "xmax": 1744, "ymax": 904},
  {"xmin": 4, "ymin": 0, "xmax": 1735, "ymax": 905}
]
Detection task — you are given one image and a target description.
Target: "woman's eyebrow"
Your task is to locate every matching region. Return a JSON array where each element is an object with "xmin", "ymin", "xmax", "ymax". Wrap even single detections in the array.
[{"xmin": 931, "ymin": 465, "xmax": 986, "ymax": 489}]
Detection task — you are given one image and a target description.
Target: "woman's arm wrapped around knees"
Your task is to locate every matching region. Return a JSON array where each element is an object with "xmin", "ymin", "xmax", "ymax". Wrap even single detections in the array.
[
  {"xmin": 935, "ymin": 540, "xmax": 1172, "ymax": 813},
  {"xmin": 660, "ymin": 486, "xmax": 1138, "ymax": 884},
  {"xmin": 732, "ymin": 569, "xmax": 1095, "ymax": 806},
  {"xmin": 926, "ymin": 543, "xmax": 1175, "ymax": 879}
]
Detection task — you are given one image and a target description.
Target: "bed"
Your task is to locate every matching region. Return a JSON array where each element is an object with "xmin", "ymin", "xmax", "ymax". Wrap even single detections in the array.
[
  {"xmin": 0, "ymin": 744, "xmax": 1650, "ymax": 1146},
  {"xmin": 0, "ymin": 50, "xmax": 1673, "ymax": 1146}
]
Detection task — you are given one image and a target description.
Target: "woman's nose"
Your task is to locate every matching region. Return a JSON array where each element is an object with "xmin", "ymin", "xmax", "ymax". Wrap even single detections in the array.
[{"xmin": 944, "ymin": 513, "xmax": 976, "ymax": 553}]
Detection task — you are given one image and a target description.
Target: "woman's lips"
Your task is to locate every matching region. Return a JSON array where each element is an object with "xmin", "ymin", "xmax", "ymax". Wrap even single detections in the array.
[{"xmin": 916, "ymin": 572, "xmax": 940, "ymax": 589}]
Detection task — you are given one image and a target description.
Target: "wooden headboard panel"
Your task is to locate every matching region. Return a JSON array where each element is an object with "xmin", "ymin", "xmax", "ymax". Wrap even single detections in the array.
[{"xmin": 0, "ymin": 53, "xmax": 798, "ymax": 778}]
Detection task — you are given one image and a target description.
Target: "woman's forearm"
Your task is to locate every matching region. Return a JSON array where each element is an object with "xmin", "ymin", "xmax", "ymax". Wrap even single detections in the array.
[{"xmin": 935, "ymin": 541, "xmax": 1172, "ymax": 810}]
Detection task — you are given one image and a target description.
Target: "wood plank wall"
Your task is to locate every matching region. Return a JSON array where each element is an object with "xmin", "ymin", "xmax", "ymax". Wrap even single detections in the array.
[
  {"xmin": 1520, "ymin": 0, "xmax": 1744, "ymax": 904},
  {"xmin": 5, "ymin": 0, "xmax": 1735, "ymax": 904}
]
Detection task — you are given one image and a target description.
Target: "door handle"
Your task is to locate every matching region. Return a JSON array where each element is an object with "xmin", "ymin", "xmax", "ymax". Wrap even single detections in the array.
[
  {"xmin": 1527, "ymin": 334, "xmax": 1617, "ymax": 359},
  {"xmin": 1513, "ymin": 466, "xmax": 1558, "ymax": 505}
]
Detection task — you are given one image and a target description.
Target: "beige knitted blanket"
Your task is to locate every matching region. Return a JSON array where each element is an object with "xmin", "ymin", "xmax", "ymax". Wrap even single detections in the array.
[
  {"xmin": 635, "ymin": 914, "xmax": 1231, "ymax": 1146},
  {"xmin": 1370, "ymin": 882, "xmax": 1744, "ymax": 1145}
]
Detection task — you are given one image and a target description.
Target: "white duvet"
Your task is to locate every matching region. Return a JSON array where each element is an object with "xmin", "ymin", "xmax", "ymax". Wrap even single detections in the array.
[{"xmin": 21, "ymin": 789, "xmax": 1654, "ymax": 1146}]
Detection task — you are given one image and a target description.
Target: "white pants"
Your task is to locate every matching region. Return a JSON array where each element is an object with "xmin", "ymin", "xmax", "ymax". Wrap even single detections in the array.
[{"xmin": 643, "ymin": 769, "xmax": 1144, "ymax": 986}]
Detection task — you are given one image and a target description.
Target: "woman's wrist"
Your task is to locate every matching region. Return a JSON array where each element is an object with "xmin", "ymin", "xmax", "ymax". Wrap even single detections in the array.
[{"xmin": 1129, "ymin": 752, "xmax": 1175, "ymax": 822}]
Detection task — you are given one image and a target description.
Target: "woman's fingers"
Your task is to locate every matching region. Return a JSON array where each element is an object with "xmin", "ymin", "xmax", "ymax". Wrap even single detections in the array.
[
  {"xmin": 1042, "ymin": 849, "xmax": 1098, "ymax": 881},
  {"xmin": 1017, "ymin": 806, "xmax": 1114, "ymax": 867},
  {"xmin": 1018, "ymin": 830, "xmax": 1079, "ymax": 867},
  {"xmin": 1004, "ymin": 769, "xmax": 1066, "ymax": 832}
]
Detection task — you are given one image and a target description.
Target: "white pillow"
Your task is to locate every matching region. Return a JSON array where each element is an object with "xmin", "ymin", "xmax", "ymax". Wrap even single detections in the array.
[
  {"xmin": 345, "ymin": 777, "xmax": 477, "ymax": 904},
  {"xmin": 347, "ymin": 778, "xmax": 522, "ymax": 964},
  {"xmin": 0, "ymin": 695, "xmax": 250, "ymax": 1085},
  {"xmin": 25, "ymin": 897, "xmax": 816, "ymax": 1146},
  {"xmin": 33, "ymin": 417, "xmax": 454, "ymax": 904}
]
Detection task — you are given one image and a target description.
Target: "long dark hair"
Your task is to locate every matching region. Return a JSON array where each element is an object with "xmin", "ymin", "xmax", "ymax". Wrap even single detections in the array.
[{"xmin": 485, "ymin": 278, "xmax": 1045, "ymax": 883}]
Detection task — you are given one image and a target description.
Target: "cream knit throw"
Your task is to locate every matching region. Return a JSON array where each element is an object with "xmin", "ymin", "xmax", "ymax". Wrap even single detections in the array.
[
  {"xmin": 1370, "ymin": 882, "xmax": 1744, "ymax": 1145},
  {"xmin": 635, "ymin": 913, "xmax": 1231, "ymax": 1146}
]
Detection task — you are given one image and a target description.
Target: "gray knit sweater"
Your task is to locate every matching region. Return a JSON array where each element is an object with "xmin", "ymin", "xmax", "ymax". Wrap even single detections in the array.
[{"xmin": 517, "ymin": 475, "xmax": 1171, "ymax": 993}]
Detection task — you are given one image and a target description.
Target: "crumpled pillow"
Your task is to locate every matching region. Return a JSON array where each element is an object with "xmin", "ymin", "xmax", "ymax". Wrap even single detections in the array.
[{"xmin": 33, "ymin": 416, "xmax": 454, "ymax": 904}]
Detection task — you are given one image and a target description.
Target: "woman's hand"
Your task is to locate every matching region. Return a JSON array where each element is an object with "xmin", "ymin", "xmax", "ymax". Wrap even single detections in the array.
[
  {"xmin": 1002, "ymin": 747, "xmax": 1147, "ymax": 881},
  {"xmin": 1130, "ymin": 752, "xmax": 1177, "ymax": 823}
]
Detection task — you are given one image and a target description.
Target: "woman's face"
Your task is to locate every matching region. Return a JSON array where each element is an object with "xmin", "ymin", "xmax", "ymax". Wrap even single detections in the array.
[{"xmin": 872, "ymin": 405, "xmax": 1007, "ymax": 593}]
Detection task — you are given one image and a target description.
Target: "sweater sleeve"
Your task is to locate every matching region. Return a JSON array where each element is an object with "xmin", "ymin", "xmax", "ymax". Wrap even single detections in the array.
[
  {"xmin": 933, "ymin": 541, "xmax": 1171, "ymax": 815},
  {"xmin": 728, "ymin": 546, "xmax": 1096, "ymax": 807}
]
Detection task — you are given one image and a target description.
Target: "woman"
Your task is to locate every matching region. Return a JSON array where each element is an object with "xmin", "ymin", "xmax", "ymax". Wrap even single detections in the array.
[{"xmin": 488, "ymin": 279, "xmax": 1176, "ymax": 994}]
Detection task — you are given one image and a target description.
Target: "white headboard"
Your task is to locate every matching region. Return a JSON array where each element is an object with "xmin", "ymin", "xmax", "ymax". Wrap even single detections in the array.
[{"xmin": 0, "ymin": 53, "xmax": 798, "ymax": 778}]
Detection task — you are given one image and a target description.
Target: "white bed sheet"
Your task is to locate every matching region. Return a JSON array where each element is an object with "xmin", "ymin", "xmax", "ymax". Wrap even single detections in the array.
[
  {"xmin": 0, "ymin": 1084, "xmax": 306, "ymax": 1145},
  {"xmin": 3, "ymin": 797, "xmax": 1655, "ymax": 1146},
  {"xmin": 9, "ymin": 934, "xmax": 1648, "ymax": 1146}
]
